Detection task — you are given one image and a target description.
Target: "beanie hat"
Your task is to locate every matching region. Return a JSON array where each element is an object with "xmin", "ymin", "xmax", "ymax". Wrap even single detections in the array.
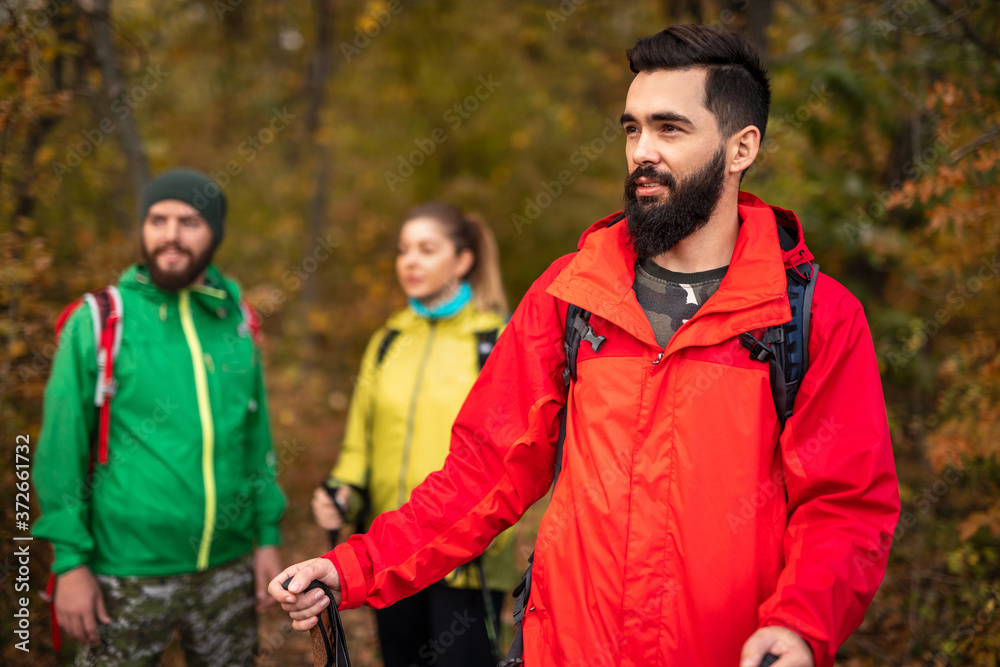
[{"xmin": 141, "ymin": 168, "xmax": 227, "ymax": 246}]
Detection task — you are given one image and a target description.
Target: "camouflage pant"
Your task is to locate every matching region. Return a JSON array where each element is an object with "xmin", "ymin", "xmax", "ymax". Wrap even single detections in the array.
[{"xmin": 76, "ymin": 555, "xmax": 258, "ymax": 667}]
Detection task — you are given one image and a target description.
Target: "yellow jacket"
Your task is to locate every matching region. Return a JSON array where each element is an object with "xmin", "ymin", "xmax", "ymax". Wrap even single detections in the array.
[{"xmin": 331, "ymin": 302, "xmax": 518, "ymax": 591}]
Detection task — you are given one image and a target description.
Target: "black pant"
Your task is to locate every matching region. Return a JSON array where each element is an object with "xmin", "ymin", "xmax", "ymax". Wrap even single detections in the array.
[{"xmin": 374, "ymin": 582, "xmax": 504, "ymax": 667}]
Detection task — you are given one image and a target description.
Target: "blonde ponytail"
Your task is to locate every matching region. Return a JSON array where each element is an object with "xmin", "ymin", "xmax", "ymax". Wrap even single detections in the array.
[
  {"xmin": 462, "ymin": 213, "xmax": 507, "ymax": 315},
  {"xmin": 403, "ymin": 203, "xmax": 508, "ymax": 316}
]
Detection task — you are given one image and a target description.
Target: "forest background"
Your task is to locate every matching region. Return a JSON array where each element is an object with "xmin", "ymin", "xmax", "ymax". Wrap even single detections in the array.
[{"xmin": 2, "ymin": 0, "xmax": 999, "ymax": 665}]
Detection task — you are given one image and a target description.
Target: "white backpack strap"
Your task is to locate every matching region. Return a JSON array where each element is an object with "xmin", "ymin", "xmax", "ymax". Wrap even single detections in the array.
[
  {"xmin": 107, "ymin": 286, "xmax": 124, "ymax": 359},
  {"xmin": 82, "ymin": 293, "xmax": 106, "ymax": 408}
]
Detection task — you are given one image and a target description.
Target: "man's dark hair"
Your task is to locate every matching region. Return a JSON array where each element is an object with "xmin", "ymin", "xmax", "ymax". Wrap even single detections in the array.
[{"xmin": 627, "ymin": 25, "xmax": 771, "ymax": 143}]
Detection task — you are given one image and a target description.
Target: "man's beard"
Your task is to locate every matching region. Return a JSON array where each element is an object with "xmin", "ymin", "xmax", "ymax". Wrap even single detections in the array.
[
  {"xmin": 141, "ymin": 241, "xmax": 215, "ymax": 291},
  {"xmin": 623, "ymin": 145, "xmax": 727, "ymax": 260}
]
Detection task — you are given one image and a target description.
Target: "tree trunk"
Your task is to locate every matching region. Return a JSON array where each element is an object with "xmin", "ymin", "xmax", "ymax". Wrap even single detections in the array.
[
  {"xmin": 84, "ymin": 0, "xmax": 151, "ymax": 223},
  {"xmin": 300, "ymin": 0, "xmax": 335, "ymax": 363},
  {"xmin": 720, "ymin": 0, "xmax": 775, "ymax": 56}
]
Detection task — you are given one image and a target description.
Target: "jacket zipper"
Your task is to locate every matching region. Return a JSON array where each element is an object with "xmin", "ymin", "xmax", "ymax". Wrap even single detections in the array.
[
  {"xmin": 179, "ymin": 290, "xmax": 217, "ymax": 571},
  {"xmin": 397, "ymin": 321, "xmax": 436, "ymax": 507}
]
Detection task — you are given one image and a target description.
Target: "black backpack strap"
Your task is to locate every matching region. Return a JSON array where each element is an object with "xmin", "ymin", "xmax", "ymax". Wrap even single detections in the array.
[
  {"xmin": 561, "ymin": 306, "xmax": 605, "ymax": 387},
  {"xmin": 738, "ymin": 260, "xmax": 818, "ymax": 428},
  {"xmin": 501, "ymin": 553, "xmax": 532, "ymax": 667},
  {"xmin": 779, "ymin": 259, "xmax": 817, "ymax": 424},
  {"xmin": 374, "ymin": 329, "xmax": 400, "ymax": 368},
  {"xmin": 91, "ymin": 287, "xmax": 114, "ymax": 328},
  {"xmin": 474, "ymin": 329, "xmax": 499, "ymax": 371},
  {"xmin": 504, "ymin": 303, "xmax": 607, "ymax": 667}
]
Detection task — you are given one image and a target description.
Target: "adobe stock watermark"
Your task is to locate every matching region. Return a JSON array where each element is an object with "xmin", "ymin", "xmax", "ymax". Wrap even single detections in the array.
[
  {"xmin": 854, "ymin": 464, "xmax": 965, "ymax": 575},
  {"xmin": 511, "ymin": 116, "xmax": 624, "ymax": 234},
  {"xmin": 546, "ymin": 0, "xmax": 586, "ymax": 29},
  {"xmin": 841, "ymin": 124, "xmax": 959, "ymax": 244},
  {"xmin": 725, "ymin": 415, "xmax": 845, "ymax": 534},
  {"xmin": 383, "ymin": 74, "xmax": 503, "ymax": 191},
  {"xmin": 179, "ymin": 106, "xmax": 297, "ymax": 207},
  {"xmin": 3, "ymin": 0, "xmax": 73, "ymax": 41},
  {"xmin": 188, "ymin": 438, "xmax": 306, "ymax": 555},
  {"xmin": 703, "ymin": 0, "xmax": 748, "ymax": 33},
  {"xmin": 339, "ymin": 0, "xmax": 414, "ymax": 63},
  {"xmin": 212, "ymin": 0, "xmax": 244, "ymax": 19},
  {"xmin": 51, "ymin": 65, "xmax": 170, "ymax": 181},
  {"xmin": 756, "ymin": 82, "xmax": 833, "ymax": 168},
  {"xmin": 925, "ymin": 588, "xmax": 1000, "ymax": 666},
  {"xmin": 872, "ymin": 0, "xmax": 943, "ymax": 38},
  {"xmin": 413, "ymin": 609, "xmax": 480, "ymax": 664},
  {"xmin": 886, "ymin": 253, "xmax": 1000, "ymax": 372},
  {"xmin": 239, "ymin": 232, "xmax": 341, "ymax": 326}
]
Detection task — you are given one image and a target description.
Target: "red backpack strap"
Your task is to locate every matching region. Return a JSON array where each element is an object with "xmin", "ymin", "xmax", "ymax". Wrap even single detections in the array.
[
  {"xmin": 42, "ymin": 572, "xmax": 61, "ymax": 651},
  {"xmin": 77, "ymin": 286, "xmax": 122, "ymax": 465},
  {"xmin": 91, "ymin": 287, "xmax": 122, "ymax": 465},
  {"xmin": 239, "ymin": 298, "xmax": 262, "ymax": 345},
  {"xmin": 54, "ymin": 298, "xmax": 84, "ymax": 344}
]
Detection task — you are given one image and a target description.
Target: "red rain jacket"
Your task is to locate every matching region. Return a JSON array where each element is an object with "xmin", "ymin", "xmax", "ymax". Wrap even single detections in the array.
[{"xmin": 327, "ymin": 192, "xmax": 900, "ymax": 667}]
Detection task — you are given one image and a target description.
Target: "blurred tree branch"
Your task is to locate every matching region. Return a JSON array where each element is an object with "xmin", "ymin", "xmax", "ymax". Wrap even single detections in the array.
[{"xmin": 926, "ymin": 0, "xmax": 1000, "ymax": 62}]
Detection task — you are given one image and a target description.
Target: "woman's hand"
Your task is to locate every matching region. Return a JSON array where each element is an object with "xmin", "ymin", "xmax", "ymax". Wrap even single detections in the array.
[{"xmin": 312, "ymin": 486, "xmax": 354, "ymax": 531}]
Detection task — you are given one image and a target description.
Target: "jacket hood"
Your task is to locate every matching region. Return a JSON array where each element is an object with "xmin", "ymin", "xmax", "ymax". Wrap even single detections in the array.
[
  {"xmin": 576, "ymin": 191, "xmax": 814, "ymax": 271},
  {"xmin": 549, "ymin": 191, "xmax": 813, "ymax": 351},
  {"xmin": 119, "ymin": 264, "xmax": 242, "ymax": 304}
]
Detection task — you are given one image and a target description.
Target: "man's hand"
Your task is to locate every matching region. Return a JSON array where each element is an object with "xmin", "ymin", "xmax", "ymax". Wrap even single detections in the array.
[
  {"xmin": 268, "ymin": 557, "xmax": 342, "ymax": 632},
  {"xmin": 740, "ymin": 626, "xmax": 814, "ymax": 667},
  {"xmin": 253, "ymin": 546, "xmax": 283, "ymax": 612},
  {"xmin": 55, "ymin": 566, "xmax": 111, "ymax": 645},
  {"xmin": 311, "ymin": 486, "xmax": 350, "ymax": 531}
]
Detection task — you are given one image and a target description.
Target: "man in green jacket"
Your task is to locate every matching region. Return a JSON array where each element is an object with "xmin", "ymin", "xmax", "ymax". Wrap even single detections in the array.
[{"xmin": 34, "ymin": 168, "xmax": 286, "ymax": 666}]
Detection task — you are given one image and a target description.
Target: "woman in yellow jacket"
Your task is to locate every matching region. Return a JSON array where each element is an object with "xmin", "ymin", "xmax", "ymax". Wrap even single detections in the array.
[{"xmin": 312, "ymin": 202, "xmax": 518, "ymax": 667}]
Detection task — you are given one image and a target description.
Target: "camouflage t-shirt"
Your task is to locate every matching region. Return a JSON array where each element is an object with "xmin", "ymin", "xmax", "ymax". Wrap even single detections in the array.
[{"xmin": 633, "ymin": 258, "xmax": 728, "ymax": 348}]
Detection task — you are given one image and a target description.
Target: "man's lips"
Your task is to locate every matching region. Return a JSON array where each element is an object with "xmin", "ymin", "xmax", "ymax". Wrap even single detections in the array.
[
  {"xmin": 155, "ymin": 247, "xmax": 191, "ymax": 264},
  {"xmin": 632, "ymin": 173, "xmax": 672, "ymax": 197},
  {"xmin": 635, "ymin": 179, "xmax": 667, "ymax": 196}
]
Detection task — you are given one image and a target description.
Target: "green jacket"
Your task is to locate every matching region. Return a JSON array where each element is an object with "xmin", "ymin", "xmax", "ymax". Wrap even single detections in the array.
[
  {"xmin": 331, "ymin": 303, "xmax": 519, "ymax": 592},
  {"xmin": 34, "ymin": 265, "xmax": 285, "ymax": 576}
]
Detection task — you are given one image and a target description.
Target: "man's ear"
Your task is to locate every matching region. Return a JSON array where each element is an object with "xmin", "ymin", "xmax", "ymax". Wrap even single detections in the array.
[{"xmin": 729, "ymin": 125, "xmax": 761, "ymax": 175}]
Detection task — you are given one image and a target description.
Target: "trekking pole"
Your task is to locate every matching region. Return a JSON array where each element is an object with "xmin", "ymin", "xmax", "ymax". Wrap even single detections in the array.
[
  {"xmin": 473, "ymin": 558, "xmax": 503, "ymax": 665},
  {"xmin": 321, "ymin": 481, "xmax": 356, "ymax": 548},
  {"xmin": 760, "ymin": 653, "xmax": 779, "ymax": 667},
  {"xmin": 282, "ymin": 577, "xmax": 352, "ymax": 667}
]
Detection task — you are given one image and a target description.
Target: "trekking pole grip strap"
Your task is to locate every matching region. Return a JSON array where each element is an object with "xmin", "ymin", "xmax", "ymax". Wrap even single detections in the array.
[{"xmin": 282, "ymin": 577, "xmax": 352, "ymax": 667}]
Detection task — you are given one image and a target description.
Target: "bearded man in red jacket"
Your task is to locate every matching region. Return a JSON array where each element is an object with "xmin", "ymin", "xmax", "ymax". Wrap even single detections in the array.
[{"xmin": 271, "ymin": 25, "xmax": 899, "ymax": 667}]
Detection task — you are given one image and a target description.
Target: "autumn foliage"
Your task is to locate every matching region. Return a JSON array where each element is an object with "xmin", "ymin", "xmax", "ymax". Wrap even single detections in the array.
[{"xmin": 3, "ymin": 1, "xmax": 1000, "ymax": 665}]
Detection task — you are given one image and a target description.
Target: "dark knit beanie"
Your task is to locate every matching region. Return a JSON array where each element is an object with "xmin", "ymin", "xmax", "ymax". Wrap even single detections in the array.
[{"xmin": 141, "ymin": 168, "xmax": 227, "ymax": 246}]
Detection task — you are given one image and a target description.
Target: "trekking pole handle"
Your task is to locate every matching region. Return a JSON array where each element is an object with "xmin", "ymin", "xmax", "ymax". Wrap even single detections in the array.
[
  {"xmin": 282, "ymin": 577, "xmax": 350, "ymax": 667},
  {"xmin": 759, "ymin": 653, "xmax": 779, "ymax": 667}
]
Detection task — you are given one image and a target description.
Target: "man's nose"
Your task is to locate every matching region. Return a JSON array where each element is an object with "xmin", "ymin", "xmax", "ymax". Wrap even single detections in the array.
[
  {"xmin": 163, "ymin": 218, "xmax": 182, "ymax": 242},
  {"xmin": 631, "ymin": 130, "xmax": 660, "ymax": 165}
]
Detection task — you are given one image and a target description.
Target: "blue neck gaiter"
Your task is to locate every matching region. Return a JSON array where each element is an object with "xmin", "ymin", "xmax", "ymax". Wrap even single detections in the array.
[{"xmin": 408, "ymin": 281, "xmax": 473, "ymax": 320}]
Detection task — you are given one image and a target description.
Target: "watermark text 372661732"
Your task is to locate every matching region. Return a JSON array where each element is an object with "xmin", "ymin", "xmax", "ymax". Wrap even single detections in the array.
[{"xmin": 13, "ymin": 434, "xmax": 33, "ymax": 652}]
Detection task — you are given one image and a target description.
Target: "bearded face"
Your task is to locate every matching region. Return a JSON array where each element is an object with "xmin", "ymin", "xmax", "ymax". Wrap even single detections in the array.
[
  {"xmin": 622, "ymin": 144, "xmax": 728, "ymax": 261},
  {"xmin": 140, "ymin": 200, "xmax": 216, "ymax": 291},
  {"xmin": 141, "ymin": 238, "xmax": 215, "ymax": 291}
]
